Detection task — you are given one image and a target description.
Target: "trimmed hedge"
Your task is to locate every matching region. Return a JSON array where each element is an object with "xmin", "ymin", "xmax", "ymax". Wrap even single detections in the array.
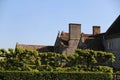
[{"xmin": 0, "ymin": 71, "xmax": 112, "ymax": 80}]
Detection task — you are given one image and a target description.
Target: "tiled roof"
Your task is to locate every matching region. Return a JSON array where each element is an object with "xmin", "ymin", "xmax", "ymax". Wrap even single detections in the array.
[
  {"xmin": 81, "ymin": 33, "xmax": 93, "ymax": 37},
  {"xmin": 58, "ymin": 32, "xmax": 69, "ymax": 46},
  {"xmin": 81, "ymin": 33, "xmax": 105, "ymax": 38},
  {"xmin": 80, "ymin": 33, "xmax": 104, "ymax": 51},
  {"xmin": 60, "ymin": 32, "xmax": 69, "ymax": 41},
  {"xmin": 16, "ymin": 43, "xmax": 54, "ymax": 52}
]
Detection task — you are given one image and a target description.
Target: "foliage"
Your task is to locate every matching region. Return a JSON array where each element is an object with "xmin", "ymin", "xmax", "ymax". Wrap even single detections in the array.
[
  {"xmin": 0, "ymin": 48, "xmax": 115, "ymax": 73},
  {"xmin": 0, "ymin": 71, "xmax": 113, "ymax": 80},
  {"xmin": 75, "ymin": 49, "xmax": 115, "ymax": 71},
  {"xmin": 0, "ymin": 48, "xmax": 40, "ymax": 71},
  {"xmin": 91, "ymin": 66, "xmax": 113, "ymax": 73}
]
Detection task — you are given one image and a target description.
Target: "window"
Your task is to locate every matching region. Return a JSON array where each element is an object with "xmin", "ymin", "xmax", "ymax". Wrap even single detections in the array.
[{"xmin": 107, "ymin": 41, "xmax": 113, "ymax": 49}]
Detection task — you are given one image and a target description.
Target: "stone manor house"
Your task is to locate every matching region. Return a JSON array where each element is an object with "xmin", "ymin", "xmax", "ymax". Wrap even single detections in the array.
[{"xmin": 16, "ymin": 15, "xmax": 120, "ymax": 68}]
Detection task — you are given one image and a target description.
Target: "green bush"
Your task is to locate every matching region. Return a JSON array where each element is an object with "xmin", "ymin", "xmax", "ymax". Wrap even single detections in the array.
[
  {"xmin": 0, "ymin": 71, "xmax": 112, "ymax": 80},
  {"xmin": 37, "ymin": 65, "xmax": 53, "ymax": 71},
  {"xmin": 54, "ymin": 67, "xmax": 79, "ymax": 72},
  {"xmin": 0, "ymin": 48, "xmax": 115, "ymax": 72},
  {"xmin": 92, "ymin": 66, "xmax": 113, "ymax": 73}
]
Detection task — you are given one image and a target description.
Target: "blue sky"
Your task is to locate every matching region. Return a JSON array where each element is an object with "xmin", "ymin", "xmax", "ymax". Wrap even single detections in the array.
[{"xmin": 0, "ymin": 0, "xmax": 120, "ymax": 49}]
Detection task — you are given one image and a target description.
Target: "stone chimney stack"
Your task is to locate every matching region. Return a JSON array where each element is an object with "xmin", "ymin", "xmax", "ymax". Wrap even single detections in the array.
[
  {"xmin": 69, "ymin": 23, "xmax": 81, "ymax": 40},
  {"xmin": 93, "ymin": 26, "xmax": 100, "ymax": 35},
  {"xmin": 65, "ymin": 23, "xmax": 81, "ymax": 54}
]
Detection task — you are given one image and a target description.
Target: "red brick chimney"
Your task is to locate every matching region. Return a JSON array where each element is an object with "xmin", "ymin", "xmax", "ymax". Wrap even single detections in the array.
[{"xmin": 93, "ymin": 26, "xmax": 100, "ymax": 35}]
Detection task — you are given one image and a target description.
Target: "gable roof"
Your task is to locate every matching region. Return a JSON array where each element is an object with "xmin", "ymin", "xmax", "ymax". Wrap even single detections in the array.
[{"xmin": 105, "ymin": 15, "xmax": 120, "ymax": 39}]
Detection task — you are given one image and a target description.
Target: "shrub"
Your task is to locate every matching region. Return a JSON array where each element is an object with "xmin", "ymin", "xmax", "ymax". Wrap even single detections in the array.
[
  {"xmin": 92, "ymin": 66, "xmax": 113, "ymax": 73},
  {"xmin": 75, "ymin": 49, "xmax": 115, "ymax": 69},
  {"xmin": 0, "ymin": 48, "xmax": 115, "ymax": 72},
  {"xmin": 0, "ymin": 71, "xmax": 113, "ymax": 80},
  {"xmin": 37, "ymin": 65, "xmax": 53, "ymax": 71}
]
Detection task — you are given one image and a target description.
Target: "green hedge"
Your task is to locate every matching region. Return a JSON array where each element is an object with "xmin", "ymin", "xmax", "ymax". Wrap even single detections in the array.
[{"xmin": 0, "ymin": 71, "xmax": 112, "ymax": 80}]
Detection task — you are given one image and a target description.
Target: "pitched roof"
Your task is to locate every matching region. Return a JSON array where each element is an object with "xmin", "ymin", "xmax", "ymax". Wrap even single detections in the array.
[
  {"xmin": 57, "ymin": 32, "xmax": 69, "ymax": 46},
  {"xmin": 105, "ymin": 15, "xmax": 120, "ymax": 39},
  {"xmin": 79, "ymin": 33, "xmax": 104, "ymax": 51},
  {"xmin": 81, "ymin": 33, "xmax": 92, "ymax": 37},
  {"xmin": 60, "ymin": 32, "xmax": 69, "ymax": 41},
  {"xmin": 16, "ymin": 43, "xmax": 54, "ymax": 52}
]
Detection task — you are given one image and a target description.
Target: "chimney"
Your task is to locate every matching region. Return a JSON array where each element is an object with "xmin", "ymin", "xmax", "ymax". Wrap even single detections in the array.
[
  {"xmin": 93, "ymin": 26, "xmax": 100, "ymax": 35},
  {"xmin": 69, "ymin": 23, "xmax": 81, "ymax": 40}
]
